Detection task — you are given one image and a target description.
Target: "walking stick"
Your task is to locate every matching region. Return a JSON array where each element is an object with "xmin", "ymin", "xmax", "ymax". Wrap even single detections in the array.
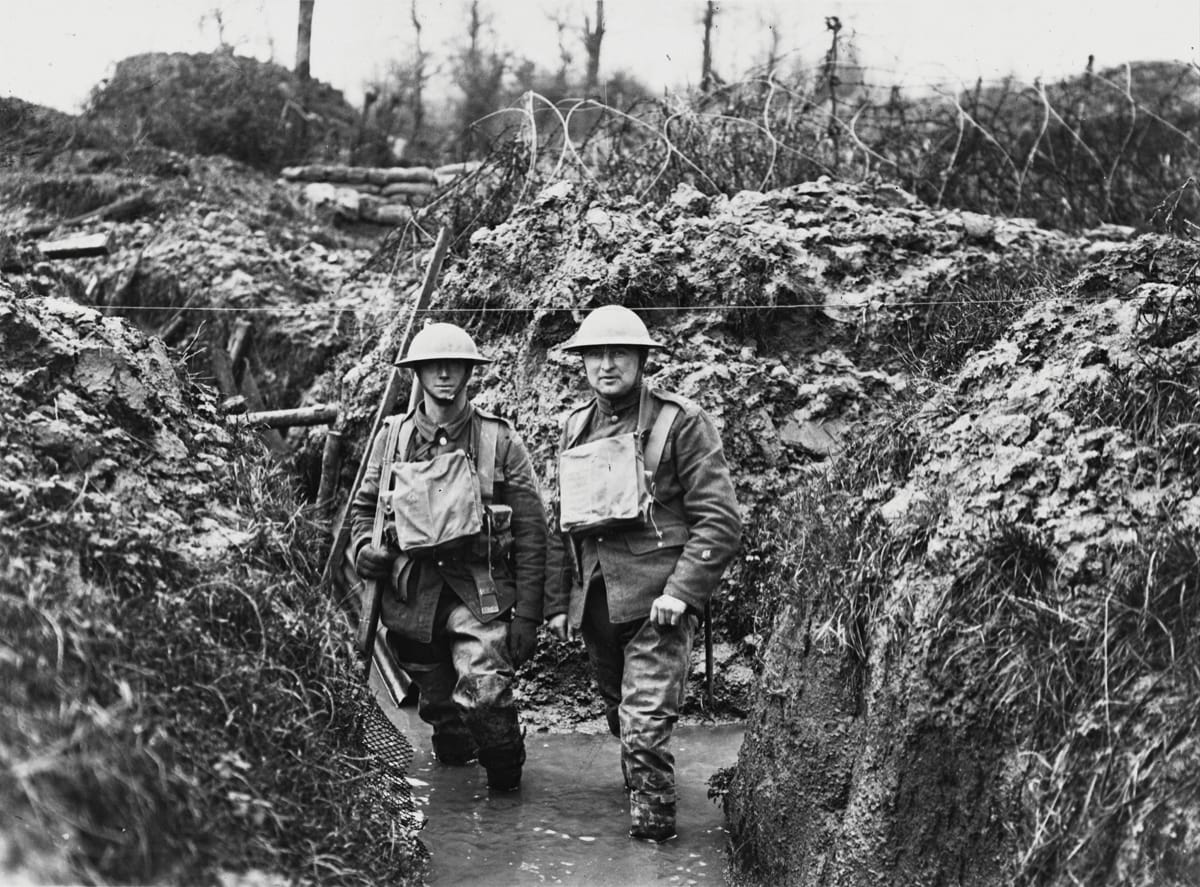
[{"xmin": 704, "ymin": 600, "xmax": 714, "ymax": 709}]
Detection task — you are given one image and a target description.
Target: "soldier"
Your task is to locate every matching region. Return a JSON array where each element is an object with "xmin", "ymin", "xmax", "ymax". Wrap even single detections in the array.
[
  {"xmin": 351, "ymin": 322, "xmax": 546, "ymax": 791},
  {"xmin": 545, "ymin": 305, "xmax": 742, "ymax": 842}
]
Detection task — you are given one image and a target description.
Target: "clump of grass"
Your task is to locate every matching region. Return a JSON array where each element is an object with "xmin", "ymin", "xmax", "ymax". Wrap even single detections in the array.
[
  {"xmin": 739, "ymin": 402, "xmax": 933, "ymax": 666},
  {"xmin": 878, "ymin": 257, "xmax": 1073, "ymax": 377},
  {"xmin": 2, "ymin": 448, "xmax": 425, "ymax": 886},
  {"xmin": 939, "ymin": 519, "xmax": 1200, "ymax": 886}
]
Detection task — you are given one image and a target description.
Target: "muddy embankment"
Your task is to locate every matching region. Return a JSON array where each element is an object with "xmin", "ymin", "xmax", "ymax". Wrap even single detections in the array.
[{"xmin": 7, "ymin": 116, "xmax": 1194, "ymax": 885}]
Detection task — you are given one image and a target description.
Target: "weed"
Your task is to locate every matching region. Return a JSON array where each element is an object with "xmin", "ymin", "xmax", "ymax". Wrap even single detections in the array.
[
  {"xmin": 941, "ymin": 519, "xmax": 1200, "ymax": 886},
  {"xmin": 2, "ymin": 449, "xmax": 424, "ymax": 886},
  {"xmin": 742, "ymin": 402, "xmax": 931, "ymax": 667}
]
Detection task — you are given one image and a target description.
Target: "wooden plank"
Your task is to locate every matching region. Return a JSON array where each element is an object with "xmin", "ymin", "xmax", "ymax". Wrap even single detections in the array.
[
  {"xmin": 209, "ymin": 341, "xmax": 239, "ymax": 399},
  {"xmin": 316, "ymin": 430, "xmax": 344, "ymax": 518},
  {"xmin": 238, "ymin": 347, "xmax": 289, "ymax": 456},
  {"xmin": 37, "ymin": 232, "xmax": 112, "ymax": 259},
  {"xmin": 226, "ymin": 319, "xmax": 253, "ymax": 383},
  {"xmin": 21, "ymin": 191, "xmax": 151, "ymax": 240}
]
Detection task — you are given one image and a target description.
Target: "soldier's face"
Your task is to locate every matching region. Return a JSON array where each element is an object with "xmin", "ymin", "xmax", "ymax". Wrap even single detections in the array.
[
  {"xmin": 582, "ymin": 346, "xmax": 639, "ymax": 398},
  {"xmin": 416, "ymin": 360, "xmax": 471, "ymax": 404}
]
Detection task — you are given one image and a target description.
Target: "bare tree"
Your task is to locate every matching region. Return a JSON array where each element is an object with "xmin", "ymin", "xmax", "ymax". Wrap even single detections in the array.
[
  {"xmin": 763, "ymin": 20, "xmax": 781, "ymax": 76},
  {"xmin": 553, "ymin": 17, "xmax": 573, "ymax": 90},
  {"xmin": 582, "ymin": 0, "xmax": 605, "ymax": 94},
  {"xmin": 700, "ymin": 1, "xmax": 716, "ymax": 92},
  {"xmin": 296, "ymin": 0, "xmax": 315, "ymax": 81},
  {"xmin": 453, "ymin": 0, "xmax": 508, "ymax": 157},
  {"xmin": 410, "ymin": 0, "xmax": 427, "ymax": 141}
]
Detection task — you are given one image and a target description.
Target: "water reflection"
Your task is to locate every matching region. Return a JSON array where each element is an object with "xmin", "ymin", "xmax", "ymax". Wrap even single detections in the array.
[{"xmin": 373, "ymin": 682, "xmax": 743, "ymax": 887}]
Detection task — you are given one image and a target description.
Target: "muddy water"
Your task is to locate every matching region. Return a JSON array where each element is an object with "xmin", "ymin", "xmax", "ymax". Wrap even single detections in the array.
[{"xmin": 372, "ymin": 680, "xmax": 742, "ymax": 887}]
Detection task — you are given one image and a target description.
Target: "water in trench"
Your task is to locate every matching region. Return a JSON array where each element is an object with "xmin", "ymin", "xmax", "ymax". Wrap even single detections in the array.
[{"xmin": 371, "ymin": 677, "xmax": 743, "ymax": 886}]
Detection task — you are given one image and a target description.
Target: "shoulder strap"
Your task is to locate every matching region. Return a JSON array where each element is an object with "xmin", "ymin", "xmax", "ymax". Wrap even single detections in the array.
[
  {"xmin": 475, "ymin": 416, "xmax": 500, "ymax": 501},
  {"xmin": 372, "ymin": 415, "xmax": 410, "ymax": 546},
  {"xmin": 643, "ymin": 401, "xmax": 680, "ymax": 480},
  {"xmin": 563, "ymin": 402, "xmax": 596, "ymax": 449}
]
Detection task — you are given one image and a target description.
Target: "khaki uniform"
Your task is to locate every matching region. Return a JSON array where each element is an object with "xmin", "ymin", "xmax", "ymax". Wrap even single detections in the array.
[
  {"xmin": 546, "ymin": 385, "xmax": 741, "ymax": 812},
  {"xmin": 352, "ymin": 402, "xmax": 547, "ymax": 766}
]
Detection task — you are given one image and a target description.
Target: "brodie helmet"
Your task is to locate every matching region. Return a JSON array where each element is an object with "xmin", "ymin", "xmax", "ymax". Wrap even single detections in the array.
[
  {"xmin": 560, "ymin": 305, "xmax": 665, "ymax": 352},
  {"xmin": 396, "ymin": 322, "xmax": 492, "ymax": 366}
]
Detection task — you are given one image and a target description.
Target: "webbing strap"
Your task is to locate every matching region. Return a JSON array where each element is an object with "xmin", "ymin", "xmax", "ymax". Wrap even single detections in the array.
[
  {"xmin": 476, "ymin": 418, "xmax": 499, "ymax": 501},
  {"xmin": 564, "ymin": 404, "xmax": 595, "ymax": 449},
  {"xmin": 643, "ymin": 402, "xmax": 680, "ymax": 479},
  {"xmin": 372, "ymin": 416, "xmax": 407, "ymax": 547}
]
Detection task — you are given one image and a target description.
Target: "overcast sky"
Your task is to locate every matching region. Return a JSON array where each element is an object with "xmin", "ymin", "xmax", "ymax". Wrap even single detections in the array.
[{"xmin": 2, "ymin": 0, "xmax": 1198, "ymax": 112}]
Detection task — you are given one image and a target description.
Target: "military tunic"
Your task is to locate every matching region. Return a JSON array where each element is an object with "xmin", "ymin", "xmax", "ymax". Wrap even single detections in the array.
[
  {"xmin": 546, "ymin": 384, "xmax": 741, "ymax": 811},
  {"xmin": 351, "ymin": 401, "xmax": 547, "ymax": 767}
]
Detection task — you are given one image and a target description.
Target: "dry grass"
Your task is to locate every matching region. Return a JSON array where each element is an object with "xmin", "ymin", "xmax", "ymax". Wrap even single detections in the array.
[{"xmin": 1, "ymin": 449, "xmax": 424, "ymax": 886}]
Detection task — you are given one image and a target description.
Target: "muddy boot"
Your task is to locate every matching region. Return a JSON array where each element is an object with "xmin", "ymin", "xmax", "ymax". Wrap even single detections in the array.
[
  {"xmin": 629, "ymin": 791, "xmax": 676, "ymax": 843},
  {"xmin": 479, "ymin": 740, "xmax": 526, "ymax": 792},
  {"xmin": 431, "ymin": 733, "xmax": 478, "ymax": 766}
]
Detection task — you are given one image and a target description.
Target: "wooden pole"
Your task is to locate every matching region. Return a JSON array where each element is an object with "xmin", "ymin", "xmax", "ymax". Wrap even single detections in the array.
[
  {"xmin": 234, "ymin": 403, "xmax": 338, "ymax": 428},
  {"xmin": 21, "ymin": 191, "xmax": 150, "ymax": 240},
  {"xmin": 37, "ymin": 232, "xmax": 112, "ymax": 260},
  {"xmin": 226, "ymin": 319, "xmax": 253, "ymax": 381},
  {"xmin": 296, "ymin": 0, "xmax": 315, "ymax": 82},
  {"xmin": 209, "ymin": 340, "xmax": 239, "ymax": 399},
  {"xmin": 704, "ymin": 601, "xmax": 715, "ymax": 709},
  {"xmin": 316, "ymin": 430, "xmax": 344, "ymax": 518},
  {"xmin": 239, "ymin": 345, "xmax": 289, "ymax": 455}
]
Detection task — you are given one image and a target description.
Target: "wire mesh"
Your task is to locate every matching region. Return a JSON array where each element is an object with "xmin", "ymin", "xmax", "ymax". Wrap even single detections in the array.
[{"xmin": 359, "ymin": 697, "xmax": 429, "ymax": 867}]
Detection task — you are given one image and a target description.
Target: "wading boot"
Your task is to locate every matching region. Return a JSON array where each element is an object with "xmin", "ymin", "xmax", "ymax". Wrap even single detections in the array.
[
  {"xmin": 431, "ymin": 734, "xmax": 478, "ymax": 766},
  {"xmin": 480, "ymin": 740, "xmax": 526, "ymax": 792},
  {"xmin": 629, "ymin": 792, "xmax": 676, "ymax": 843}
]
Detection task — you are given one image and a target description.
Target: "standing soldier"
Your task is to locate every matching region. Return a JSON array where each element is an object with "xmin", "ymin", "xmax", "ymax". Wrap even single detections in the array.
[
  {"xmin": 351, "ymin": 322, "xmax": 546, "ymax": 791},
  {"xmin": 545, "ymin": 305, "xmax": 741, "ymax": 842}
]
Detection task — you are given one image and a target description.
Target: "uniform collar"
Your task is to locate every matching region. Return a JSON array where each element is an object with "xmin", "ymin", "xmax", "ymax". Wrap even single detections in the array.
[
  {"xmin": 414, "ymin": 401, "xmax": 473, "ymax": 444},
  {"xmin": 595, "ymin": 384, "xmax": 643, "ymax": 420}
]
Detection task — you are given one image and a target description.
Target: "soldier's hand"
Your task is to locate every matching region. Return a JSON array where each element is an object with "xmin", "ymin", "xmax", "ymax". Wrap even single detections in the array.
[
  {"xmin": 507, "ymin": 616, "xmax": 539, "ymax": 667},
  {"xmin": 650, "ymin": 594, "xmax": 688, "ymax": 629},
  {"xmin": 546, "ymin": 614, "xmax": 569, "ymax": 641},
  {"xmin": 354, "ymin": 543, "xmax": 396, "ymax": 580}
]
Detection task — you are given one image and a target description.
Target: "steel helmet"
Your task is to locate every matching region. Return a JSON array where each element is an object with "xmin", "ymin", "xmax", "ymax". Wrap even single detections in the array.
[
  {"xmin": 396, "ymin": 322, "xmax": 492, "ymax": 366},
  {"xmin": 560, "ymin": 305, "xmax": 665, "ymax": 352}
]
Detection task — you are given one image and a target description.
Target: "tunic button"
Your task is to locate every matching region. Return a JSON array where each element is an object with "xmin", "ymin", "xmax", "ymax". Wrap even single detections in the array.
[
  {"xmin": 610, "ymin": 414, "xmax": 619, "ymax": 423},
  {"xmin": 597, "ymin": 536, "xmax": 604, "ymax": 543},
  {"xmin": 437, "ymin": 560, "xmax": 444, "ymax": 567}
]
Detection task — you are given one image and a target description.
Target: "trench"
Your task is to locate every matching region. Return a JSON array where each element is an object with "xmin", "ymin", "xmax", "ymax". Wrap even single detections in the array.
[{"xmin": 370, "ymin": 672, "xmax": 743, "ymax": 886}]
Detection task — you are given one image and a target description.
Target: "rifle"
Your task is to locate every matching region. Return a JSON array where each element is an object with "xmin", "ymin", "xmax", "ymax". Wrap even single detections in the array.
[{"xmin": 321, "ymin": 227, "xmax": 452, "ymax": 682}]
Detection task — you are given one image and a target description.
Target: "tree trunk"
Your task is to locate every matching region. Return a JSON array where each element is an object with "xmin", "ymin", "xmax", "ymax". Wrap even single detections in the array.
[
  {"xmin": 582, "ymin": 0, "xmax": 605, "ymax": 94},
  {"xmin": 296, "ymin": 0, "xmax": 315, "ymax": 81},
  {"xmin": 701, "ymin": 1, "xmax": 716, "ymax": 93},
  {"xmin": 411, "ymin": 0, "xmax": 426, "ymax": 143}
]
